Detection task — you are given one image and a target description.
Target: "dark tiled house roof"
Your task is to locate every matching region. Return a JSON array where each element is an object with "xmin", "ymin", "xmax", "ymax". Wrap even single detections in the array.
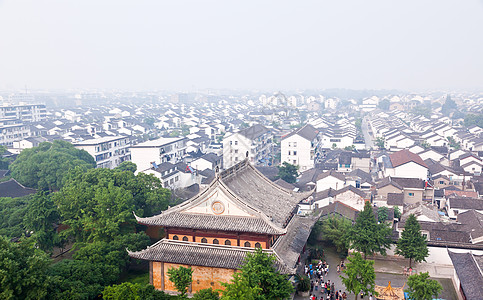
[
  {"xmin": 0, "ymin": 179, "xmax": 36, "ymax": 198},
  {"xmin": 448, "ymin": 251, "xmax": 483, "ymax": 300},
  {"xmin": 389, "ymin": 149, "xmax": 427, "ymax": 168}
]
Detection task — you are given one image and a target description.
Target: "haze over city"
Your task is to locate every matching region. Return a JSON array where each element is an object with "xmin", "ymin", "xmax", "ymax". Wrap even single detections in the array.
[{"xmin": 1, "ymin": 0, "xmax": 483, "ymax": 91}]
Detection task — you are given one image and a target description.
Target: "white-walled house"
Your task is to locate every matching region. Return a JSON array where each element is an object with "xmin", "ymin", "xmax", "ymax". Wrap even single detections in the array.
[
  {"xmin": 222, "ymin": 124, "xmax": 273, "ymax": 169},
  {"xmin": 281, "ymin": 124, "xmax": 319, "ymax": 171},
  {"xmin": 383, "ymin": 149, "xmax": 428, "ymax": 180},
  {"xmin": 74, "ymin": 135, "xmax": 131, "ymax": 169},
  {"xmin": 316, "ymin": 170, "xmax": 346, "ymax": 191},
  {"xmin": 130, "ymin": 137, "xmax": 187, "ymax": 172}
]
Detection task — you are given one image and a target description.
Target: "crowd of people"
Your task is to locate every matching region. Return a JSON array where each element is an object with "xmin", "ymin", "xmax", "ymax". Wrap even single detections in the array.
[{"xmin": 304, "ymin": 260, "xmax": 348, "ymax": 300}]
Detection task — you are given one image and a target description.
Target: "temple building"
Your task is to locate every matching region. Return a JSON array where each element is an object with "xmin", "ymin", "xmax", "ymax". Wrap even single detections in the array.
[{"xmin": 128, "ymin": 159, "xmax": 317, "ymax": 293}]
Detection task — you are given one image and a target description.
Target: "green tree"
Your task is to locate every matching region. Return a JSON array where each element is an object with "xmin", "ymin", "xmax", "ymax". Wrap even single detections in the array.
[
  {"xmin": 377, "ymin": 206, "xmax": 388, "ymax": 223},
  {"xmin": 193, "ymin": 288, "xmax": 220, "ymax": 300},
  {"xmin": 375, "ymin": 137, "xmax": 385, "ymax": 149},
  {"xmin": 221, "ymin": 272, "xmax": 259, "ymax": 300},
  {"xmin": 441, "ymin": 94, "xmax": 457, "ymax": 116},
  {"xmin": 276, "ymin": 162, "xmax": 298, "ymax": 184},
  {"xmin": 395, "ymin": 214, "xmax": 428, "ymax": 268},
  {"xmin": 464, "ymin": 113, "xmax": 483, "ymax": 128},
  {"xmin": 0, "ymin": 237, "xmax": 50, "ymax": 300},
  {"xmin": 53, "ymin": 168, "xmax": 170, "ymax": 243},
  {"xmin": 0, "ymin": 196, "xmax": 29, "ymax": 238},
  {"xmin": 47, "ymin": 259, "xmax": 117, "ymax": 299},
  {"xmin": 103, "ymin": 282, "xmax": 171, "ymax": 300},
  {"xmin": 406, "ymin": 272, "xmax": 442, "ymax": 300},
  {"xmin": 332, "ymin": 143, "xmax": 338, "ymax": 149},
  {"xmin": 116, "ymin": 161, "xmax": 137, "ymax": 173},
  {"xmin": 24, "ymin": 191, "xmax": 61, "ymax": 252},
  {"xmin": 378, "ymin": 99, "xmax": 390, "ymax": 111},
  {"xmin": 340, "ymin": 252, "xmax": 377, "ymax": 300},
  {"xmin": 447, "ymin": 136, "xmax": 461, "ymax": 150},
  {"xmin": 393, "ymin": 206, "xmax": 401, "ymax": 220},
  {"xmin": 0, "ymin": 145, "xmax": 12, "ymax": 169},
  {"xmin": 222, "ymin": 247, "xmax": 293, "ymax": 300},
  {"xmin": 9, "ymin": 140, "xmax": 96, "ymax": 191},
  {"xmin": 144, "ymin": 117, "xmax": 156, "ymax": 126},
  {"xmin": 348, "ymin": 201, "xmax": 392, "ymax": 259},
  {"xmin": 167, "ymin": 266, "xmax": 193, "ymax": 298},
  {"xmin": 420, "ymin": 140, "xmax": 431, "ymax": 150},
  {"xmin": 321, "ymin": 215, "xmax": 351, "ymax": 255}
]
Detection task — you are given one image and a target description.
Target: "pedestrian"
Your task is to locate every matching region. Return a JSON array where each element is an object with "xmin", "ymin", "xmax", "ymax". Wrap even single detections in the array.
[
  {"xmin": 337, "ymin": 265, "xmax": 340, "ymax": 274},
  {"xmin": 369, "ymin": 295, "xmax": 373, "ymax": 300},
  {"xmin": 360, "ymin": 291, "xmax": 364, "ymax": 299},
  {"xmin": 310, "ymin": 281, "xmax": 314, "ymax": 293},
  {"xmin": 342, "ymin": 291, "xmax": 347, "ymax": 299},
  {"xmin": 315, "ymin": 280, "xmax": 319, "ymax": 292},
  {"xmin": 331, "ymin": 283, "xmax": 335, "ymax": 295}
]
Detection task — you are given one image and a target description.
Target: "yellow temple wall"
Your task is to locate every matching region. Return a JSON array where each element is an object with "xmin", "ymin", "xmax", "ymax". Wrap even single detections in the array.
[{"xmin": 151, "ymin": 261, "xmax": 236, "ymax": 293}]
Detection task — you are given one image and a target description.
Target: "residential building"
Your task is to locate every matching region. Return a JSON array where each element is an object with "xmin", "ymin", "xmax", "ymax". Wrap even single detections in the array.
[
  {"xmin": 382, "ymin": 149, "xmax": 428, "ymax": 180},
  {"xmin": 74, "ymin": 135, "xmax": 131, "ymax": 169},
  {"xmin": 130, "ymin": 137, "xmax": 187, "ymax": 172},
  {"xmin": 0, "ymin": 103, "xmax": 47, "ymax": 122},
  {"xmin": 281, "ymin": 124, "xmax": 319, "ymax": 171},
  {"xmin": 223, "ymin": 124, "xmax": 273, "ymax": 169}
]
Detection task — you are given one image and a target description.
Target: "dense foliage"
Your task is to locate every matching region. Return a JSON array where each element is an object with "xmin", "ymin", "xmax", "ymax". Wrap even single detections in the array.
[
  {"xmin": 395, "ymin": 214, "xmax": 428, "ymax": 268},
  {"xmin": 340, "ymin": 252, "xmax": 376, "ymax": 300},
  {"xmin": 192, "ymin": 288, "xmax": 220, "ymax": 300},
  {"xmin": 320, "ymin": 215, "xmax": 351, "ymax": 254},
  {"xmin": 103, "ymin": 282, "xmax": 171, "ymax": 300},
  {"xmin": 348, "ymin": 201, "xmax": 392, "ymax": 259},
  {"xmin": 464, "ymin": 113, "xmax": 483, "ymax": 128},
  {"xmin": 52, "ymin": 167, "xmax": 170, "ymax": 242},
  {"xmin": 221, "ymin": 247, "xmax": 293, "ymax": 300},
  {"xmin": 9, "ymin": 140, "xmax": 96, "ymax": 190},
  {"xmin": 406, "ymin": 272, "xmax": 442, "ymax": 300},
  {"xmin": 0, "ymin": 196, "xmax": 29, "ymax": 238},
  {"xmin": 277, "ymin": 162, "xmax": 298, "ymax": 184},
  {"xmin": 167, "ymin": 266, "xmax": 193, "ymax": 298},
  {"xmin": 0, "ymin": 237, "xmax": 51, "ymax": 300}
]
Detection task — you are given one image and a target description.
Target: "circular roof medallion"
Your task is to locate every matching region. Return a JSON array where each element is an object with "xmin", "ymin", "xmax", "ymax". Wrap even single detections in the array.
[{"xmin": 211, "ymin": 201, "xmax": 225, "ymax": 215}]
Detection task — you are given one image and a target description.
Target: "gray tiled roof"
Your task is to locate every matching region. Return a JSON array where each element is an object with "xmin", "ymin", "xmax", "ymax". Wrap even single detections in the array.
[
  {"xmin": 135, "ymin": 160, "xmax": 309, "ymax": 234},
  {"xmin": 448, "ymin": 251, "xmax": 483, "ymax": 300},
  {"xmin": 128, "ymin": 239, "xmax": 292, "ymax": 274}
]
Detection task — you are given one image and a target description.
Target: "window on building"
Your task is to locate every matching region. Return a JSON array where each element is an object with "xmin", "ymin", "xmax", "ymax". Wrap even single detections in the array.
[
  {"xmin": 172, "ymin": 235, "xmax": 179, "ymax": 240},
  {"xmin": 293, "ymin": 142, "xmax": 297, "ymax": 147},
  {"xmin": 235, "ymin": 141, "xmax": 238, "ymax": 145},
  {"xmin": 201, "ymin": 238, "xmax": 207, "ymax": 243},
  {"xmin": 293, "ymin": 151, "xmax": 297, "ymax": 155},
  {"xmin": 235, "ymin": 157, "xmax": 239, "ymax": 161},
  {"xmin": 288, "ymin": 142, "xmax": 291, "ymax": 147},
  {"xmin": 175, "ymin": 176, "xmax": 179, "ymax": 182},
  {"xmin": 234, "ymin": 149, "xmax": 238, "ymax": 154},
  {"xmin": 288, "ymin": 151, "xmax": 291, "ymax": 155},
  {"xmin": 439, "ymin": 181, "xmax": 444, "ymax": 185},
  {"xmin": 230, "ymin": 141, "xmax": 232, "ymax": 145},
  {"xmin": 244, "ymin": 241, "xmax": 251, "ymax": 247},
  {"xmin": 225, "ymin": 240, "xmax": 231, "ymax": 245},
  {"xmin": 182, "ymin": 236, "xmax": 189, "ymax": 241},
  {"xmin": 408, "ymin": 193, "xmax": 414, "ymax": 196},
  {"xmin": 255, "ymin": 242, "xmax": 261, "ymax": 248},
  {"xmin": 293, "ymin": 160, "xmax": 296, "ymax": 164},
  {"xmin": 213, "ymin": 239, "xmax": 219, "ymax": 244}
]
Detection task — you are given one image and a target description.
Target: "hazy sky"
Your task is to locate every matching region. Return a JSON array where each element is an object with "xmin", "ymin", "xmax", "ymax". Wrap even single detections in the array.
[{"xmin": 0, "ymin": 0, "xmax": 482, "ymax": 91}]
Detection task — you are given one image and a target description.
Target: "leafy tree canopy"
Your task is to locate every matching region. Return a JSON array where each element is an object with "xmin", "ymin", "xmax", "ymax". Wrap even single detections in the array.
[
  {"xmin": 103, "ymin": 282, "xmax": 171, "ymax": 300},
  {"xmin": 464, "ymin": 113, "xmax": 483, "ymax": 128},
  {"xmin": 9, "ymin": 140, "xmax": 95, "ymax": 191},
  {"xmin": 378, "ymin": 99, "xmax": 390, "ymax": 111},
  {"xmin": 395, "ymin": 214, "xmax": 428, "ymax": 268},
  {"xmin": 348, "ymin": 201, "xmax": 392, "ymax": 259},
  {"xmin": 277, "ymin": 162, "xmax": 298, "ymax": 184},
  {"xmin": 320, "ymin": 216, "xmax": 351, "ymax": 255},
  {"xmin": 406, "ymin": 272, "xmax": 442, "ymax": 300},
  {"xmin": 441, "ymin": 94, "xmax": 457, "ymax": 116},
  {"xmin": 0, "ymin": 237, "xmax": 50, "ymax": 300},
  {"xmin": 193, "ymin": 288, "xmax": 220, "ymax": 300},
  {"xmin": 23, "ymin": 191, "xmax": 62, "ymax": 252},
  {"xmin": 167, "ymin": 266, "xmax": 193, "ymax": 298},
  {"xmin": 375, "ymin": 137, "xmax": 385, "ymax": 149},
  {"xmin": 222, "ymin": 247, "xmax": 293, "ymax": 300},
  {"xmin": 0, "ymin": 196, "xmax": 30, "ymax": 238},
  {"xmin": 340, "ymin": 252, "xmax": 376, "ymax": 300},
  {"xmin": 116, "ymin": 161, "xmax": 137, "ymax": 173},
  {"xmin": 52, "ymin": 167, "xmax": 170, "ymax": 242}
]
